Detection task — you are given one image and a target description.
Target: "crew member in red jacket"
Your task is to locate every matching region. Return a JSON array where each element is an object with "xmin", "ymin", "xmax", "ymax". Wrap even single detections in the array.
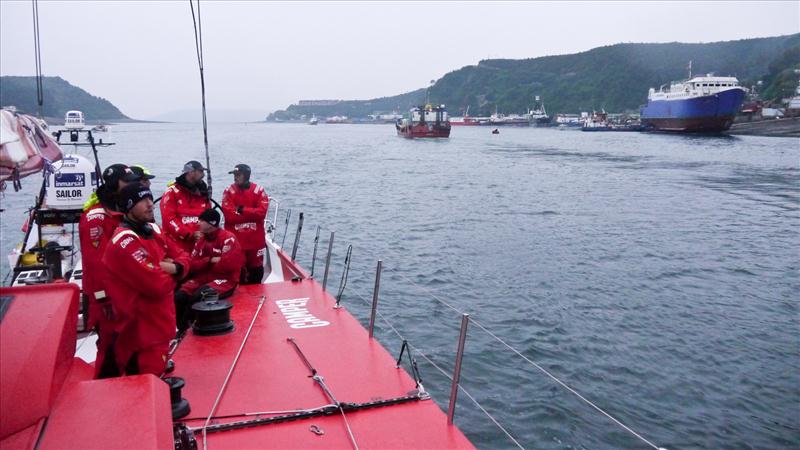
[
  {"xmin": 160, "ymin": 160, "xmax": 211, "ymax": 253},
  {"xmin": 103, "ymin": 182, "xmax": 190, "ymax": 376},
  {"xmin": 221, "ymin": 164, "xmax": 269, "ymax": 284},
  {"xmin": 174, "ymin": 208, "xmax": 244, "ymax": 333},
  {"xmin": 78, "ymin": 164, "xmax": 140, "ymax": 378}
]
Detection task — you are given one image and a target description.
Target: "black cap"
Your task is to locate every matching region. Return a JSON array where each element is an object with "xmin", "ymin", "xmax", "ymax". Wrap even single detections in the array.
[
  {"xmin": 198, "ymin": 208, "xmax": 220, "ymax": 227},
  {"xmin": 228, "ymin": 164, "xmax": 251, "ymax": 176},
  {"xmin": 183, "ymin": 160, "xmax": 205, "ymax": 174},
  {"xmin": 103, "ymin": 164, "xmax": 140, "ymax": 189},
  {"xmin": 118, "ymin": 182, "xmax": 154, "ymax": 212},
  {"xmin": 130, "ymin": 165, "xmax": 155, "ymax": 180}
]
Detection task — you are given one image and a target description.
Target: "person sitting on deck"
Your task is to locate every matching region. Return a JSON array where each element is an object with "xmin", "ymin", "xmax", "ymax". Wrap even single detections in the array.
[
  {"xmin": 102, "ymin": 182, "xmax": 190, "ymax": 377},
  {"xmin": 160, "ymin": 160, "xmax": 211, "ymax": 253},
  {"xmin": 174, "ymin": 208, "xmax": 244, "ymax": 334},
  {"xmin": 221, "ymin": 163, "xmax": 269, "ymax": 284}
]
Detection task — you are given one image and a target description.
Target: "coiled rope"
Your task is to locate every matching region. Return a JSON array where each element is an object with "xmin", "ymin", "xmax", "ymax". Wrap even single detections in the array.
[{"xmin": 382, "ymin": 266, "xmax": 666, "ymax": 450}]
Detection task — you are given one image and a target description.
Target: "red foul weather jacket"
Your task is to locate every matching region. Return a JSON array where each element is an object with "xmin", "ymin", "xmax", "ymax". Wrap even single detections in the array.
[
  {"xmin": 102, "ymin": 221, "xmax": 190, "ymax": 367},
  {"xmin": 160, "ymin": 179, "xmax": 212, "ymax": 252},
  {"xmin": 188, "ymin": 228, "xmax": 245, "ymax": 285},
  {"xmin": 221, "ymin": 182, "xmax": 269, "ymax": 250},
  {"xmin": 78, "ymin": 203, "xmax": 123, "ymax": 328}
]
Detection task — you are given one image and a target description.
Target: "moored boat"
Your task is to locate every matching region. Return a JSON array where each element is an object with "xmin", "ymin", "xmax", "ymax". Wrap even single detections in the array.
[
  {"xmin": 581, "ymin": 110, "xmax": 610, "ymax": 131},
  {"xmin": 640, "ymin": 67, "xmax": 746, "ymax": 132},
  {"xmin": 396, "ymin": 104, "xmax": 451, "ymax": 138},
  {"xmin": 528, "ymin": 96, "xmax": 550, "ymax": 126},
  {"xmin": 64, "ymin": 110, "xmax": 85, "ymax": 130}
]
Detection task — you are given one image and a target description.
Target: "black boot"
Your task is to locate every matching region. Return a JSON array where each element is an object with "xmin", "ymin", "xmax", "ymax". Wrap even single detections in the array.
[
  {"xmin": 246, "ymin": 266, "xmax": 265, "ymax": 285},
  {"xmin": 174, "ymin": 290, "xmax": 193, "ymax": 335}
]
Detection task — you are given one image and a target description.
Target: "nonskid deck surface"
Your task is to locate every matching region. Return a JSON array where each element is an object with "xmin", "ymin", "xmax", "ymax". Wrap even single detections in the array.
[{"xmin": 173, "ymin": 281, "xmax": 473, "ymax": 449}]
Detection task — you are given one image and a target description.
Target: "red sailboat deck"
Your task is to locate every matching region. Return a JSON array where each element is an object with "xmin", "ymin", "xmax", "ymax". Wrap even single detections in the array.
[
  {"xmin": 174, "ymin": 279, "xmax": 473, "ymax": 449},
  {"xmin": 0, "ymin": 244, "xmax": 474, "ymax": 449}
]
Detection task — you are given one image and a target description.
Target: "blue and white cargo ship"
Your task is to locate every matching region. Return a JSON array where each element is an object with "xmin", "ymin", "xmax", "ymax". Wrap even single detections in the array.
[{"xmin": 640, "ymin": 73, "xmax": 746, "ymax": 132}]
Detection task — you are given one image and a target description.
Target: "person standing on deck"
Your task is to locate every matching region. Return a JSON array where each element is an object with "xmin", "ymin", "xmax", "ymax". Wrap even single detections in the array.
[
  {"xmin": 221, "ymin": 164, "xmax": 269, "ymax": 284},
  {"xmin": 103, "ymin": 182, "xmax": 190, "ymax": 376},
  {"xmin": 174, "ymin": 208, "xmax": 244, "ymax": 334},
  {"xmin": 78, "ymin": 164, "xmax": 140, "ymax": 378},
  {"xmin": 130, "ymin": 164, "xmax": 155, "ymax": 188},
  {"xmin": 160, "ymin": 160, "xmax": 211, "ymax": 253}
]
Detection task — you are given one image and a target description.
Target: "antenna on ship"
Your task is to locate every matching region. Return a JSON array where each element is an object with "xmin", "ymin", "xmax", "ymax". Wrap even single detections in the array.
[
  {"xmin": 426, "ymin": 79, "xmax": 434, "ymax": 105},
  {"xmin": 688, "ymin": 60, "xmax": 692, "ymax": 79},
  {"xmin": 189, "ymin": 0, "xmax": 213, "ymax": 197}
]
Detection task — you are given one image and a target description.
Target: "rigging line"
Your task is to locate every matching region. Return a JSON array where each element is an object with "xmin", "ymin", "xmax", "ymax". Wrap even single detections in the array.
[
  {"xmin": 31, "ymin": 0, "xmax": 44, "ymax": 118},
  {"xmin": 381, "ymin": 266, "xmax": 664, "ymax": 450},
  {"xmin": 339, "ymin": 406, "xmax": 360, "ymax": 450},
  {"xmin": 182, "ymin": 404, "xmax": 337, "ymax": 422},
  {"xmin": 201, "ymin": 295, "xmax": 266, "ymax": 450},
  {"xmin": 287, "ymin": 338, "xmax": 360, "ymax": 450},
  {"xmin": 349, "ymin": 288, "xmax": 524, "ymax": 450},
  {"xmin": 188, "ymin": 0, "xmax": 212, "ymax": 196}
]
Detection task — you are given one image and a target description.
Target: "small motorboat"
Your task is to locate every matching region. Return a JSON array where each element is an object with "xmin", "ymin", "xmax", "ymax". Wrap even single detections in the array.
[
  {"xmin": 64, "ymin": 110, "xmax": 85, "ymax": 130},
  {"xmin": 492, "ymin": 129, "xmax": 500, "ymax": 134}
]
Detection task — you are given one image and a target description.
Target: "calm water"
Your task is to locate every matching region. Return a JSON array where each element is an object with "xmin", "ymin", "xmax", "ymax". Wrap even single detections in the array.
[{"xmin": 2, "ymin": 123, "xmax": 798, "ymax": 449}]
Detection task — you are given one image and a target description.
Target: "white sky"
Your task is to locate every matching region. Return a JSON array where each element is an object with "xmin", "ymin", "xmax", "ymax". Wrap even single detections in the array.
[{"xmin": 1, "ymin": 1, "xmax": 798, "ymax": 120}]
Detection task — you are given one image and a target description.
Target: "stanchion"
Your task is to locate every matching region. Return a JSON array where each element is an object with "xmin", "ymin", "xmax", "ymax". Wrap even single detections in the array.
[
  {"xmin": 447, "ymin": 313, "xmax": 470, "ymax": 424},
  {"xmin": 368, "ymin": 260, "xmax": 382, "ymax": 338},
  {"xmin": 322, "ymin": 231, "xmax": 334, "ymax": 291}
]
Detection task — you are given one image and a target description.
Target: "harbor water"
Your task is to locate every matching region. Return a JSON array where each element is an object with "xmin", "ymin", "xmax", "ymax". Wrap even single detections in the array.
[{"xmin": 1, "ymin": 123, "xmax": 798, "ymax": 449}]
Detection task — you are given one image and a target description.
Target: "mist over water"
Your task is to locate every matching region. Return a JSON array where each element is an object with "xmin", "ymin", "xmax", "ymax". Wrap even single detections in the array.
[{"xmin": 2, "ymin": 123, "xmax": 798, "ymax": 449}]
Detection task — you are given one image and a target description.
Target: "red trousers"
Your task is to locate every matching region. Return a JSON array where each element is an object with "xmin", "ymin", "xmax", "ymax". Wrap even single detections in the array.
[
  {"xmin": 244, "ymin": 247, "xmax": 266, "ymax": 269},
  {"xmin": 122, "ymin": 343, "xmax": 170, "ymax": 376}
]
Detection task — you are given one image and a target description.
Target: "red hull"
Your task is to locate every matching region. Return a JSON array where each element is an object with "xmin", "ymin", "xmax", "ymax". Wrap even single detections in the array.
[{"xmin": 396, "ymin": 123, "xmax": 451, "ymax": 138}]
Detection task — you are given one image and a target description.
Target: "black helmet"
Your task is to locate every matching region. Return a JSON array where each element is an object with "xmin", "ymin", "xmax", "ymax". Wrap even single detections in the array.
[{"xmin": 228, "ymin": 164, "xmax": 251, "ymax": 180}]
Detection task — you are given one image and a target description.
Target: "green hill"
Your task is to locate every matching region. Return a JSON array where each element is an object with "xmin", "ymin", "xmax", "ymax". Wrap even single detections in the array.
[
  {"xmin": 0, "ymin": 76, "xmax": 129, "ymax": 121},
  {"xmin": 269, "ymin": 33, "xmax": 799, "ymax": 119}
]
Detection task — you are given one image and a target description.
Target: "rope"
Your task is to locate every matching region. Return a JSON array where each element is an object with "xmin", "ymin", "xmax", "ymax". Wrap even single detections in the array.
[
  {"xmin": 335, "ymin": 244, "xmax": 353, "ymax": 305},
  {"xmin": 349, "ymin": 288, "xmax": 524, "ymax": 450},
  {"xmin": 201, "ymin": 295, "xmax": 266, "ymax": 449},
  {"xmin": 189, "ymin": 0, "xmax": 212, "ymax": 197},
  {"xmin": 31, "ymin": 0, "xmax": 44, "ymax": 118},
  {"xmin": 338, "ymin": 404, "xmax": 360, "ymax": 450},
  {"xmin": 381, "ymin": 266, "xmax": 664, "ymax": 450}
]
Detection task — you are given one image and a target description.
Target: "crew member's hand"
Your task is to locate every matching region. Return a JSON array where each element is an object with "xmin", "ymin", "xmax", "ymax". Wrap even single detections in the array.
[
  {"xmin": 101, "ymin": 303, "xmax": 115, "ymax": 321},
  {"xmin": 163, "ymin": 257, "xmax": 174, "ymax": 263},
  {"xmin": 193, "ymin": 231, "xmax": 204, "ymax": 241},
  {"xmin": 160, "ymin": 261, "xmax": 177, "ymax": 274},
  {"xmin": 210, "ymin": 256, "xmax": 221, "ymax": 264}
]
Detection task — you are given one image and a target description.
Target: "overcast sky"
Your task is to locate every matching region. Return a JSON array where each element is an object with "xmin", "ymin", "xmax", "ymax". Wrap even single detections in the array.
[{"xmin": 1, "ymin": 1, "xmax": 798, "ymax": 120}]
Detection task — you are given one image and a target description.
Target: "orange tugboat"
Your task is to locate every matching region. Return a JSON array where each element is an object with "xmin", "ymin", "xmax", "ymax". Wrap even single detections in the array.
[{"xmin": 396, "ymin": 104, "xmax": 451, "ymax": 138}]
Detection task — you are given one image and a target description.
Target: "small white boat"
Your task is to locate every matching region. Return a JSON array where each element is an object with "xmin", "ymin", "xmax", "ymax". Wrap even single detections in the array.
[
  {"xmin": 308, "ymin": 115, "xmax": 319, "ymax": 125},
  {"xmin": 64, "ymin": 110, "xmax": 85, "ymax": 130}
]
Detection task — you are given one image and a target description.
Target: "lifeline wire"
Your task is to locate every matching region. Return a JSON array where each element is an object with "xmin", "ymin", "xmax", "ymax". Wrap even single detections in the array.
[
  {"xmin": 348, "ymin": 288, "xmax": 525, "ymax": 450},
  {"xmin": 189, "ymin": 0, "xmax": 212, "ymax": 196},
  {"xmin": 382, "ymin": 266, "xmax": 665, "ymax": 450},
  {"xmin": 201, "ymin": 295, "xmax": 266, "ymax": 449}
]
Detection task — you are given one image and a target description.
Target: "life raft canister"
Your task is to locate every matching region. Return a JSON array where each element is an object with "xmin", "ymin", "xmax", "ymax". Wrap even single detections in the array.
[{"xmin": 45, "ymin": 154, "xmax": 97, "ymax": 210}]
